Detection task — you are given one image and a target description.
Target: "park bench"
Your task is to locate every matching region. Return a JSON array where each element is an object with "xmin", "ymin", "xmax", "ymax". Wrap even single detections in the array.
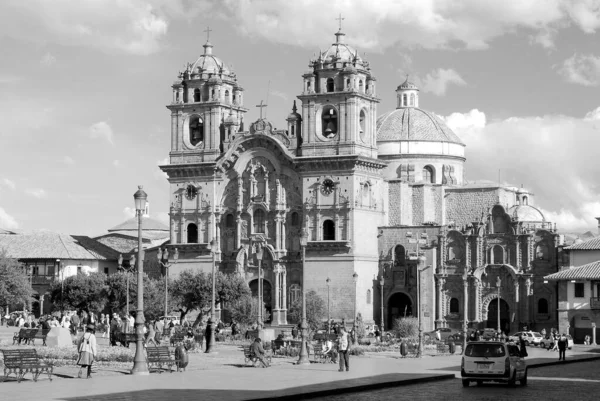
[
  {"xmin": 169, "ymin": 331, "xmax": 185, "ymax": 346},
  {"xmin": 242, "ymin": 345, "xmax": 272, "ymax": 367},
  {"xmin": 146, "ymin": 346, "xmax": 182, "ymax": 373},
  {"xmin": 0, "ymin": 349, "xmax": 53, "ymax": 383},
  {"xmin": 12, "ymin": 329, "xmax": 50, "ymax": 346},
  {"xmin": 115, "ymin": 331, "xmax": 137, "ymax": 347},
  {"xmin": 312, "ymin": 342, "xmax": 335, "ymax": 363}
]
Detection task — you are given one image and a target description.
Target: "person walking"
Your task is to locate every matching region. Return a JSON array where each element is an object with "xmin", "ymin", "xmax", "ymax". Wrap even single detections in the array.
[
  {"xmin": 558, "ymin": 333, "xmax": 567, "ymax": 361},
  {"xmin": 518, "ymin": 334, "xmax": 528, "ymax": 358},
  {"xmin": 146, "ymin": 320, "xmax": 158, "ymax": 347},
  {"xmin": 337, "ymin": 327, "xmax": 350, "ymax": 372},
  {"xmin": 77, "ymin": 324, "xmax": 97, "ymax": 379}
]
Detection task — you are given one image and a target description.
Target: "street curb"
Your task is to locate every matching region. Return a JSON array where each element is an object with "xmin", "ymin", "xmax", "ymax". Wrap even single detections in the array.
[
  {"xmin": 245, "ymin": 373, "xmax": 455, "ymax": 401},
  {"xmin": 527, "ymin": 355, "xmax": 600, "ymax": 369}
]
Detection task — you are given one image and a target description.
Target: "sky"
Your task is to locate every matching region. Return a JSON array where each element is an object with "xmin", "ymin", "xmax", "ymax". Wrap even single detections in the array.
[{"xmin": 1, "ymin": 0, "xmax": 600, "ymax": 236}]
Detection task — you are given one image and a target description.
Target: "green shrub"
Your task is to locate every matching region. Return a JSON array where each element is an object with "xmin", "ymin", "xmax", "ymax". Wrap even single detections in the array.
[
  {"xmin": 393, "ymin": 317, "xmax": 419, "ymax": 339},
  {"xmin": 348, "ymin": 345, "xmax": 365, "ymax": 356}
]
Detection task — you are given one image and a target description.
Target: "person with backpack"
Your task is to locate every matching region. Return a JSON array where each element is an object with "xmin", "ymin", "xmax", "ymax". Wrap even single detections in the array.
[
  {"xmin": 337, "ymin": 327, "xmax": 350, "ymax": 372},
  {"xmin": 77, "ymin": 324, "xmax": 97, "ymax": 378},
  {"xmin": 558, "ymin": 333, "xmax": 567, "ymax": 361}
]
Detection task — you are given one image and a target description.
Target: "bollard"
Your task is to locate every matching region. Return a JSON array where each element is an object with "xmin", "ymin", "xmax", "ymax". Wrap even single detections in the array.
[{"xmin": 400, "ymin": 342, "xmax": 408, "ymax": 357}]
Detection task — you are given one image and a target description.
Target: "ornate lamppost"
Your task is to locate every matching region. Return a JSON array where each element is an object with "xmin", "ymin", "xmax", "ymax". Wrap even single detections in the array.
[
  {"xmin": 255, "ymin": 243, "xmax": 264, "ymax": 337},
  {"xmin": 56, "ymin": 259, "xmax": 64, "ymax": 313},
  {"xmin": 416, "ymin": 256, "xmax": 427, "ymax": 358},
  {"xmin": 131, "ymin": 185, "xmax": 148, "ymax": 375},
  {"xmin": 326, "ymin": 277, "xmax": 331, "ymax": 334},
  {"xmin": 206, "ymin": 238, "xmax": 218, "ymax": 353},
  {"xmin": 353, "ymin": 272, "xmax": 358, "ymax": 345},
  {"xmin": 496, "ymin": 276, "xmax": 502, "ymax": 334},
  {"xmin": 117, "ymin": 254, "xmax": 136, "ymax": 333},
  {"xmin": 297, "ymin": 229, "xmax": 309, "ymax": 365},
  {"xmin": 463, "ymin": 267, "xmax": 469, "ymax": 354},
  {"xmin": 380, "ymin": 275, "xmax": 385, "ymax": 332},
  {"xmin": 157, "ymin": 247, "xmax": 178, "ymax": 320}
]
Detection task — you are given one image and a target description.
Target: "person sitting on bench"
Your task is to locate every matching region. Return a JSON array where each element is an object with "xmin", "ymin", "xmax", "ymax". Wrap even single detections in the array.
[{"xmin": 249, "ymin": 338, "xmax": 270, "ymax": 368}]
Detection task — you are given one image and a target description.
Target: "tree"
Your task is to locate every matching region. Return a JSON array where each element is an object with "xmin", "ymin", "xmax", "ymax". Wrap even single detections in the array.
[
  {"xmin": 48, "ymin": 271, "xmax": 108, "ymax": 313},
  {"xmin": 228, "ymin": 294, "xmax": 270, "ymax": 328},
  {"xmin": 105, "ymin": 271, "xmax": 135, "ymax": 315},
  {"xmin": 0, "ymin": 251, "xmax": 34, "ymax": 311},
  {"xmin": 105, "ymin": 271, "xmax": 169, "ymax": 320},
  {"xmin": 287, "ymin": 290, "xmax": 327, "ymax": 334},
  {"xmin": 393, "ymin": 317, "xmax": 419, "ymax": 339},
  {"xmin": 170, "ymin": 269, "xmax": 212, "ymax": 325},
  {"xmin": 215, "ymin": 271, "xmax": 251, "ymax": 309}
]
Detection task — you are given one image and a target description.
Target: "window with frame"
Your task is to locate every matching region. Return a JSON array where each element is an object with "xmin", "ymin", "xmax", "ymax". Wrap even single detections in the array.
[
  {"xmin": 574, "ymin": 282, "xmax": 584, "ymax": 298},
  {"xmin": 187, "ymin": 223, "xmax": 198, "ymax": 243},
  {"xmin": 291, "ymin": 212, "xmax": 299, "ymax": 226},
  {"xmin": 193, "ymin": 88, "xmax": 200, "ymax": 102},
  {"xmin": 226, "ymin": 213, "xmax": 234, "ymax": 228},
  {"xmin": 322, "ymin": 220, "xmax": 335, "ymax": 240},
  {"xmin": 253, "ymin": 209, "xmax": 265, "ymax": 233},
  {"xmin": 394, "ymin": 245, "xmax": 406, "ymax": 266},
  {"xmin": 422, "ymin": 165, "xmax": 434, "ymax": 183},
  {"xmin": 450, "ymin": 297, "xmax": 459, "ymax": 313},
  {"xmin": 321, "ymin": 106, "xmax": 338, "ymax": 138},
  {"xmin": 189, "ymin": 116, "xmax": 204, "ymax": 146},
  {"xmin": 326, "ymin": 78, "xmax": 334, "ymax": 92}
]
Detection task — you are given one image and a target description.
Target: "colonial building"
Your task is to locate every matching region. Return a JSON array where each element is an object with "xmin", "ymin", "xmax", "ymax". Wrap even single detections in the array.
[{"xmin": 158, "ymin": 28, "xmax": 560, "ymax": 334}]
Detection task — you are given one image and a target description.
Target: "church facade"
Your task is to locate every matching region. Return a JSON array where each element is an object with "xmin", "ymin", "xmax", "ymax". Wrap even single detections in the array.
[{"xmin": 159, "ymin": 28, "xmax": 560, "ymax": 334}]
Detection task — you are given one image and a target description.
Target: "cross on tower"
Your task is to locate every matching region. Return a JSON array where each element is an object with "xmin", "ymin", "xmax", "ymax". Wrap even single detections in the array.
[
  {"xmin": 256, "ymin": 100, "xmax": 267, "ymax": 119},
  {"xmin": 204, "ymin": 26, "xmax": 212, "ymax": 42},
  {"xmin": 336, "ymin": 13, "xmax": 345, "ymax": 30}
]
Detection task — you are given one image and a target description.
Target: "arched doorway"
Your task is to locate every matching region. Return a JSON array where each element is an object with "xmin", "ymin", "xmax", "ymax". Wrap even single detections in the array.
[
  {"xmin": 249, "ymin": 279, "xmax": 272, "ymax": 324},
  {"xmin": 487, "ymin": 298, "xmax": 510, "ymax": 334},
  {"xmin": 387, "ymin": 292, "xmax": 413, "ymax": 330}
]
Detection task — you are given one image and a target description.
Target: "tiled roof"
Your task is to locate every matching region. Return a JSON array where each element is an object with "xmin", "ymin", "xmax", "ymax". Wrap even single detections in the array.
[
  {"xmin": 95, "ymin": 235, "xmax": 143, "ymax": 254},
  {"xmin": 376, "ymin": 108, "xmax": 464, "ymax": 144},
  {"xmin": 0, "ymin": 232, "xmax": 104, "ymax": 260},
  {"xmin": 71, "ymin": 236, "xmax": 121, "ymax": 260},
  {"xmin": 107, "ymin": 216, "xmax": 169, "ymax": 232},
  {"xmin": 544, "ymin": 261, "xmax": 600, "ymax": 281},
  {"xmin": 564, "ymin": 237, "xmax": 600, "ymax": 250}
]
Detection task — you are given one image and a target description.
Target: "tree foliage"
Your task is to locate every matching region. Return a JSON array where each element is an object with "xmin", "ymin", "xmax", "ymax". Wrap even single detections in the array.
[
  {"xmin": 393, "ymin": 317, "xmax": 419, "ymax": 339},
  {"xmin": 0, "ymin": 250, "xmax": 34, "ymax": 310},
  {"xmin": 48, "ymin": 272, "xmax": 108, "ymax": 313},
  {"xmin": 228, "ymin": 294, "xmax": 270, "ymax": 328},
  {"xmin": 287, "ymin": 290, "xmax": 327, "ymax": 334}
]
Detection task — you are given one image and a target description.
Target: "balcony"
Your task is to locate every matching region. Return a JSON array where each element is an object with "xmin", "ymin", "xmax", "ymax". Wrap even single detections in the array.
[
  {"xmin": 31, "ymin": 275, "xmax": 56, "ymax": 285},
  {"xmin": 590, "ymin": 297, "xmax": 600, "ymax": 309}
]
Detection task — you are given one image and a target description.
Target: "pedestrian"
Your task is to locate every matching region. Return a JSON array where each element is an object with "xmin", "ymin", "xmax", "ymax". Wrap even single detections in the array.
[
  {"xmin": 249, "ymin": 337, "xmax": 270, "ymax": 368},
  {"xmin": 518, "ymin": 334, "xmax": 528, "ymax": 358},
  {"xmin": 585, "ymin": 335, "xmax": 591, "ymax": 346},
  {"xmin": 291, "ymin": 325, "xmax": 299, "ymax": 339},
  {"xmin": 558, "ymin": 333, "xmax": 567, "ymax": 361},
  {"xmin": 76, "ymin": 324, "xmax": 97, "ymax": 379},
  {"xmin": 70, "ymin": 312, "xmax": 80, "ymax": 335},
  {"xmin": 146, "ymin": 320, "xmax": 158, "ymax": 347},
  {"xmin": 109, "ymin": 313, "xmax": 121, "ymax": 346},
  {"xmin": 337, "ymin": 327, "xmax": 350, "ymax": 372}
]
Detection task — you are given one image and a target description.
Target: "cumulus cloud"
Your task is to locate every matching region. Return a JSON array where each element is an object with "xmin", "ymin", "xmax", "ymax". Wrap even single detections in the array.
[
  {"xmin": 0, "ymin": 207, "xmax": 19, "ymax": 229},
  {"xmin": 558, "ymin": 53, "xmax": 600, "ymax": 86},
  {"xmin": 419, "ymin": 68, "xmax": 466, "ymax": 96},
  {"xmin": 442, "ymin": 108, "xmax": 600, "ymax": 232},
  {"xmin": 123, "ymin": 206, "xmax": 136, "ymax": 219},
  {"xmin": 211, "ymin": 0, "xmax": 600, "ymax": 51},
  {"xmin": 1, "ymin": 178, "xmax": 16, "ymax": 190},
  {"xmin": 63, "ymin": 156, "xmax": 75, "ymax": 165},
  {"xmin": 40, "ymin": 52, "xmax": 56, "ymax": 66},
  {"xmin": 0, "ymin": 0, "xmax": 177, "ymax": 55},
  {"xmin": 25, "ymin": 188, "xmax": 47, "ymax": 199},
  {"xmin": 89, "ymin": 121, "xmax": 114, "ymax": 145}
]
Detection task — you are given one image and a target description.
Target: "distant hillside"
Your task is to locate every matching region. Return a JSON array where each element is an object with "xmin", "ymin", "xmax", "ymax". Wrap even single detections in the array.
[{"xmin": 559, "ymin": 231, "xmax": 597, "ymax": 246}]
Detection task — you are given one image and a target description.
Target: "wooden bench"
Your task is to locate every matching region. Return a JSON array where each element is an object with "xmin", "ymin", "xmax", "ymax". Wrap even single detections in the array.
[
  {"xmin": 12, "ymin": 329, "xmax": 50, "ymax": 346},
  {"xmin": 115, "ymin": 331, "xmax": 137, "ymax": 347},
  {"xmin": 312, "ymin": 342, "xmax": 335, "ymax": 363},
  {"xmin": 0, "ymin": 349, "xmax": 53, "ymax": 383},
  {"xmin": 146, "ymin": 346, "xmax": 182, "ymax": 373},
  {"xmin": 169, "ymin": 332, "xmax": 185, "ymax": 346},
  {"xmin": 242, "ymin": 345, "xmax": 272, "ymax": 367},
  {"xmin": 12, "ymin": 329, "xmax": 27, "ymax": 345}
]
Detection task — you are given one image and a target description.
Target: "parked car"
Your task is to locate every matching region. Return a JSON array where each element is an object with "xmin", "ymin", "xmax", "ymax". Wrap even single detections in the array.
[
  {"xmin": 540, "ymin": 334, "xmax": 573, "ymax": 350},
  {"xmin": 461, "ymin": 341, "xmax": 528, "ymax": 387},
  {"xmin": 424, "ymin": 327, "xmax": 462, "ymax": 342},
  {"xmin": 508, "ymin": 331, "xmax": 543, "ymax": 346},
  {"xmin": 480, "ymin": 328, "xmax": 498, "ymax": 340}
]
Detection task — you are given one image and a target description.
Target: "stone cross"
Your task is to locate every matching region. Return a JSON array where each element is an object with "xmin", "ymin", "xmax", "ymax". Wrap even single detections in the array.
[
  {"xmin": 336, "ymin": 13, "xmax": 344, "ymax": 30},
  {"xmin": 204, "ymin": 26, "xmax": 212, "ymax": 42},
  {"xmin": 256, "ymin": 100, "xmax": 267, "ymax": 119}
]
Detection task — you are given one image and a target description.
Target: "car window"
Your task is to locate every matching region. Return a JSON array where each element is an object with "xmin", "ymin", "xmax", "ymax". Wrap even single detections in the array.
[{"xmin": 465, "ymin": 344, "xmax": 506, "ymax": 357}]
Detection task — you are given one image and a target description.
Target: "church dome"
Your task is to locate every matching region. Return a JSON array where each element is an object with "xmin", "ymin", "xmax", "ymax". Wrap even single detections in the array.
[
  {"xmin": 507, "ymin": 205, "xmax": 545, "ymax": 222},
  {"xmin": 376, "ymin": 108, "xmax": 465, "ymax": 145},
  {"xmin": 190, "ymin": 42, "xmax": 232, "ymax": 77},
  {"xmin": 314, "ymin": 30, "xmax": 368, "ymax": 70}
]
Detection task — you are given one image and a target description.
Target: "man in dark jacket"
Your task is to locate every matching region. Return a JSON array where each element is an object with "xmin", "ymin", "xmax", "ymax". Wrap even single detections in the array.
[
  {"xmin": 249, "ymin": 338, "xmax": 270, "ymax": 368},
  {"xmin": 558, "ymin": 333, "xmax": 567, "ymax": 361}
]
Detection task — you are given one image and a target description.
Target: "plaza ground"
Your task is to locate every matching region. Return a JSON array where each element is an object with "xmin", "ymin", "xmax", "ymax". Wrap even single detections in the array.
[{"xmin": 1, "ymin": 327, "xmax": 599, "ymax": 400}]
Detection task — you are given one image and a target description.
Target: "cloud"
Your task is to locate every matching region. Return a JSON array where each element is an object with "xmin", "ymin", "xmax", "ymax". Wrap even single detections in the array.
[
  {"xmin": 442, "ymin": 108, "xmax": 600, "ymax": 232},
  {"xmin": 25, "ymin": 188, "xmax": 47, "ymax": 199},
  {"xmin": 154, "ymin": 158, "xmax": 169, "ymax": 180},
  {"xmin": 419, "ymin": 68, "xmax": 466, "ymax": 96},
  {"xmin": 40, "ymin": 52, "xmax": 56, "ymax": 66},
  {"xmin": 63, "ymin": 156, "xmax": 75, "ymax": 165},
  {"xmin": 0, "ymin": 0, "xmax": 176, "ymax": 55},
  {"xmin": 113, "ymin": 160, "xmax": 120, "ymax": 167},
  {"xmin": 1, "ymin": 178, "xmax": 16, "ymax": 190},
  {"xmin": 89, "ymin": 121, "xmax": 114, "ymax": 145},
  {"xmin": 212, "ymin": 0, "xmax": 600, "ymax": 51},
  {"xmin": 270, "ymin": 90, "xmax": 289, "ymax": 102},
  {"xmin": 558, "ymin": 53, "xmax": 600, "ymax": 86},
  {"xmin": 0, "ymin": 207, "xmax": 19, "ymax": 229},
  {"xmin": 123, "ymin": 207, "xmax": 136, "ymax": 219}
]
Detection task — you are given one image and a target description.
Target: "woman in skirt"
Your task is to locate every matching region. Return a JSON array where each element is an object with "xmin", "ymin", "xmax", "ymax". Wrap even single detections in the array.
[{"xmin": 77, "ymin": 324, "xmax": 98, "ymax": 378}]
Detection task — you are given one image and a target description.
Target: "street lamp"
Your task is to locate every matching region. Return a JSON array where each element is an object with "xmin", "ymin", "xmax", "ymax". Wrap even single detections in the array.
[
  {"xmin": 56, "ymin": 259, "xmax": 64, "ymax": 313},
  {"xmin": 297, "ymin": 229, "xmax": 309, "ymax": 365},
  {"xmin": 379, "ymin": 276, "xmax": 385, "ymax": 332},
  {"xmin": 496, "ymin": 276, "xmax": 501, "ymax": 334},
  {"xmin": 353, "ymin": 272, "xmax": 358, "ymax": 345},
  {"xmin": 117, "ymin": 254, "xmax": 136, "ymax": 334},
  {"xmin": 462, "ymin": 267, "xmax": 469, "ymax": 354},
  {"xmin": 416, "ymin": 257, "xmax": 426, "ymax": 358},
  {"xmin": 206, "ymin": 238, "xmax": 219, "ymax": 353},
  {"xmin": 326, "ymin": 277, "xmax": 331, "ymax": 334},
  {"xmin": 157, "ymin": 247, "xmax": 178, "ymax": 321},
  {"xmin": 131, "ymin": 185, "xmax": 148, "ymax": 376},
  {"xmin": 255, "ymin": 243, "xmax": 264, "ymax": 337}
]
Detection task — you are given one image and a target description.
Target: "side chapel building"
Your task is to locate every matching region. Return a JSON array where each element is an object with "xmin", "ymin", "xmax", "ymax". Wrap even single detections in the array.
[{"xmin": 158, "ymin": 28, "xmax": 561, "ymax": 334}]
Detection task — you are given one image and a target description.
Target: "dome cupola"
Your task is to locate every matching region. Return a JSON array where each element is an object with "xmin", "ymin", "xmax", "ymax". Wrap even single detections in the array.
[{"xmin": 396, "ymin": 76, "xmax": 419, "ymax": 108}]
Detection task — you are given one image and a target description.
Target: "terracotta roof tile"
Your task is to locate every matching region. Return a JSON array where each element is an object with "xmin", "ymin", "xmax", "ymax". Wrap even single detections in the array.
[
  {"xmin": 544, "ymin": 261, "xmax": 600, "ymax": 281},
  {"xmin": 564, "ymin": 237, "xmax": 600, "ymax": 250}
]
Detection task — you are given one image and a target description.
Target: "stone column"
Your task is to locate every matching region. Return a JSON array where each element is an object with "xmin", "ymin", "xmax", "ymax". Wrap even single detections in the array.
[
  {"xmin": 436, "ymin": 277, "xmax": 444, "ymax": 325},
  {"xmin": 592, "ymin": 322, "xmax": 597, "ymax": 346},
  {"xmin": 474, "ymin": 279, "xmax": 482, "ymax": 323},
  {"xmin": 281, "ymin": 215, "xmax": 287, "ymax": 253},
  {"xmin": 272, "ymin": 264, "xmax": 282, "ymax": 325},
  {"xmin": 169, "ymin": 208, "xmax": 176, "ymax": 244},
  {"xmin": 180, "ymin": 215, "xmax": 187, "ymax": 244},
  {"xmin": 275, "ymin": 216, "xmax": 281, "ymax": 251},
  {"xmin": 264, "ymin": 172, "xmax": 270, "ymax": 204}
]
